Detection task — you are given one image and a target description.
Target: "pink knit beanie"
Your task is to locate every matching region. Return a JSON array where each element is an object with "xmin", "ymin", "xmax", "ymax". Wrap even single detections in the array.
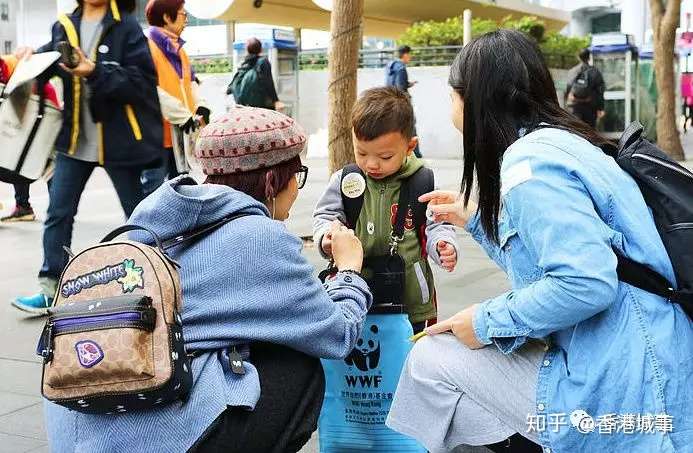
[{"xmin": 195, "ymin": 106, "xmax": 307, "ymax": 175}]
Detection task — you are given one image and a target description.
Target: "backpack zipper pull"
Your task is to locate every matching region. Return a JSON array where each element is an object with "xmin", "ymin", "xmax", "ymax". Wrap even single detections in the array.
[{"xmin": 229, "ymin": 346, "xmax": 245, "ymax": 375}]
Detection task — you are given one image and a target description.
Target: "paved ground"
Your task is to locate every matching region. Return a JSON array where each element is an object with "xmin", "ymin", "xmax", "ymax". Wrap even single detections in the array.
[
  {"xmin": 1, "ymin": 146, "xmax": 691, "ymax": 453},
  {"xmin": 0, "ymin": 156, "xmax": 512, "ymax": 452}
]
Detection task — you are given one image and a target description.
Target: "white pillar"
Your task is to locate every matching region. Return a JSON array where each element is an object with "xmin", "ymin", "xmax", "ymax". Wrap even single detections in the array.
[
  {"xmin": 463, "ymin": 9, "xmax": 472, "ymax": 46},
  {"xmin": 226, "ymin": 20, "xmax": 236, "ymax": 57},
  {"xmin": 56, "ymin": 0, "xmax": 74, "ymax": 13},
  {"xmin": 621, "ymin": 0, "xmax": 650, "ymax": 47}
]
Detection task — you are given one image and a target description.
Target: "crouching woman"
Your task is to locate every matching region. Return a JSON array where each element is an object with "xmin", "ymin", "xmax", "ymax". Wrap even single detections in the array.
[{"xmin": 44, "ymin": 107, "xmax": 373, "ymax": 453}]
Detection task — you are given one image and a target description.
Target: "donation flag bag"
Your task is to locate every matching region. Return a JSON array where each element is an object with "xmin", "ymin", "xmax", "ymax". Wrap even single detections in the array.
[
  {"xmin": 0, "ymin": 51, "xmax": 62, "ymax": 184},
  {"xmin": 318, "ymin": 304, "xmax": 426, "ymax": 452}
]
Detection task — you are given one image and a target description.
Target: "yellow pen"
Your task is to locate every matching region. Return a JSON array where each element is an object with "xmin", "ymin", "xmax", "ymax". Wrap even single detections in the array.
[{"xmin": 409, "ymin": 331, "xmax": 427, "ymax": 343}]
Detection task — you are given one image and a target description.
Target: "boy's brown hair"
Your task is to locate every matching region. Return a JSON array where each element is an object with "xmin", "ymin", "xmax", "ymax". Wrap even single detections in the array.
[{"xmin": 351, "ymin": 87, "xmax": 415, "ymax": 141}]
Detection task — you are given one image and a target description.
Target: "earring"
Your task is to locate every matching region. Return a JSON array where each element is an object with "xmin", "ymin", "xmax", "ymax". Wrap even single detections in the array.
[{"xmin": 271, "ymin": 197, "xmax": 276, "ymax": 220}]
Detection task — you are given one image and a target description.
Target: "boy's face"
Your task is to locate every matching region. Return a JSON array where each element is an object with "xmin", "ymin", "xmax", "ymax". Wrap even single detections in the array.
[{"xmin": 353, "ymin": 131, "xmax": 417, "ymax": 180}]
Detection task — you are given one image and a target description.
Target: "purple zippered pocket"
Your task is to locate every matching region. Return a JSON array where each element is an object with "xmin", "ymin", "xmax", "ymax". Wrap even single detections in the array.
[
  {"xmin": 53, "ymin": 311, "xmax": 148, "ymax": 332},
  {"xmin": 37, "ymin": 297, "xmax": 156, "ymax": 362}
]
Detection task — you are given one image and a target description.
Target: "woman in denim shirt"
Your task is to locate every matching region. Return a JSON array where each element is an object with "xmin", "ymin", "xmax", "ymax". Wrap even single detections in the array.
[{"xmin": 386, "ymin": 30, "xmax": 692, "ymax": 453}]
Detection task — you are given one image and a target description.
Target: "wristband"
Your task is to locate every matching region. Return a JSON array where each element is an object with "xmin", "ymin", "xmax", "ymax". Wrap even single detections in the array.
[{"xmin": 338, "ymin": 269, "xmax": 364, "ymax": 280}]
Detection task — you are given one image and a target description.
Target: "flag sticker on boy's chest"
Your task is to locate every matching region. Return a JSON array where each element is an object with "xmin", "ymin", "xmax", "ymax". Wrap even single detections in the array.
[
  {"xmin": 341, "ymin": 173, "xmax": 366, "ymax": 198},
  {"xmin": 501, "ymin": 160, "xmax": 533, "ymax": 196}
]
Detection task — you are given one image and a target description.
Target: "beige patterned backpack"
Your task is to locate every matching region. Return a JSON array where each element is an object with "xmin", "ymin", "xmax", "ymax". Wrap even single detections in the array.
[{"xmin": 36, "ymin": 223, "xmax": 201, "ymax": 414}]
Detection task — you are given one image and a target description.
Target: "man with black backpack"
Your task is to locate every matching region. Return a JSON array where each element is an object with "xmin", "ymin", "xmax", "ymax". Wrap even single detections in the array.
[
  {"xmin": 227, "ymin": 37, "xmax": 284, "ymax": 111},
  {"xmin": 565, "ymin": 48, "xmax": 605, "ymax": 127}
]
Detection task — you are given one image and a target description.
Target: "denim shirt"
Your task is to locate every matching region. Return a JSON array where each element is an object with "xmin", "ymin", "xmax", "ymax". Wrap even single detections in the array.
[{"xmin": 467, "ymin": 128, "xmax": 692, "ymax": 452}]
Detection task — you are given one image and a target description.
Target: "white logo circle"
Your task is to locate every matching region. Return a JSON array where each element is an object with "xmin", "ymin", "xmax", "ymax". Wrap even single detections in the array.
[
  {"xmin": 570, "ymin": 410, "xmax": 595, "ymax": 434},
  {"xmin": 98, "ymin": 44, "xmax": 109, "ymax": 54},
  {"xmin": 341, "ymin": 172, "xmax": 366, "ymax": 199}
]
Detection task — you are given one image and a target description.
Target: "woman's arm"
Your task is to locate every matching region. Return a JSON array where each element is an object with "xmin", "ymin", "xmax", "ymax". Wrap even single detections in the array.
[
  {"xmin": 473, "ymin": 144, "xmax": 618, "ymax": 354},
  {"xmin": 313, "ymin": 169, "xmax": 347, "ymax": 258},
  {"xmin": 195, "ymin": 219, "xmax": 372, "ymax": 360},
  {"xmin": 86, "ymin": 18, "xmax": 157, "ymax": 106}
]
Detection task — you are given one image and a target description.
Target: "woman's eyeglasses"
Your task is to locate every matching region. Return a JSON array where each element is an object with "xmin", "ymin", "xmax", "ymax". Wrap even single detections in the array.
[{"xmin": 295, "ymin": 165, "xmax": 309, "ymax": 189}]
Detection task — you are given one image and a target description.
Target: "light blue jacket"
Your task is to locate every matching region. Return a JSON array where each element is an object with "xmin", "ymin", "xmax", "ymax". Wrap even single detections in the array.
[
  {"xmin": 44, "ymin": 177, "xmax": 373, "ymax": 452},
  {"xmin": 468, "ymin": 128, "xmax": 692, "ymax": 452}
]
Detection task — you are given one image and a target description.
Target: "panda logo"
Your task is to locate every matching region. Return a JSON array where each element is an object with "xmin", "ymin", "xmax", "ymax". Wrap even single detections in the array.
[{"xmin": 344, "ymin": 324, "xmax": 380, "ymax": 371}]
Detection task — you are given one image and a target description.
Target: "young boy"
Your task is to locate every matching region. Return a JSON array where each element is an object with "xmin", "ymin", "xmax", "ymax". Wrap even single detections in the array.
[{"xmin": 313, "ymin": 87, "xmax": 458, "ymax": 333}]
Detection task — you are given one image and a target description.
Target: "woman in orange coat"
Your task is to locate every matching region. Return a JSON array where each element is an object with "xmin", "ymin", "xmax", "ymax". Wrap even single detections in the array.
[{"xmin": 141, "ymin": 0, "xmax": 210, "ymax": 195}]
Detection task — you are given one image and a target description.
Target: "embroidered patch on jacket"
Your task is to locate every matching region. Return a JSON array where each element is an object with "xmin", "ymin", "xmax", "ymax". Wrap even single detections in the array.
[
  {"xmin": 75, "ymin": 340, "xmax": 104, "ymax": 368},
  {"xmin": 390, "ymin": 203, "xmax": 415, "ymax": 231},
  {"xmin": 61, "ymin": 259, "xmax": 144, "ymax": 298},
  {"xmin": 501, "ymin": 160, "xmax": 533, "ymax": 196}
]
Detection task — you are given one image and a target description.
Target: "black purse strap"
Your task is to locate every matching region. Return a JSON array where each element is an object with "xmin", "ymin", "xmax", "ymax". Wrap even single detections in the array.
[
  {"xmin": 15, "ymin": 81, "xmax": 47, "ymax": 173},
  {"xmin": 100, "ymin": 214, "xmax": 252, "ymax": 269},
  {"xmin": 161, "ymin": 213, "xmax": 251, "ymax": 250}
]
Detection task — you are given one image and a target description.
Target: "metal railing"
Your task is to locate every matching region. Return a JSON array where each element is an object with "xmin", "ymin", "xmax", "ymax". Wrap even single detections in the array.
[
  {"xmin": 299, "ymin": 46, "xmax": 578, "ymax": 70},
  {"xmin": 186, "ymin": 46, "xmax": 579, "ymax": 74}
]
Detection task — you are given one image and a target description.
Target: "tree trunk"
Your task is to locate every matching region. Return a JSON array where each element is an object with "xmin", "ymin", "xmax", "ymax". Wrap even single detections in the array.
[
  {"xmin": 650, "ymin": 0, "xmax": 685, "ymax": 160},
  {"xmin": 327, "ymin": 0, "xmax": 364, "ymax": 174}
]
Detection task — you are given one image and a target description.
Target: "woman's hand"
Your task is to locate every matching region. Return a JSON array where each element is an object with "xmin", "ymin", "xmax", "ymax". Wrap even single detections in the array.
[
  {"xmin": 330, "ymin": 223, "xmax": 363, "ymax": 273},
  {"xmin": 425, "ymin": 303, "xmax": 485, "ymax": 349},
  {"xmin": 14, "ymin": 46, "xmax": 34, "ymax": 60},
  {"xmin": 59, "ymin": 48, "xmax": 95, "ymax": 78},
  {"xmin": 419, "ymin": 190, "xmax": 477, "ymax": 229}
]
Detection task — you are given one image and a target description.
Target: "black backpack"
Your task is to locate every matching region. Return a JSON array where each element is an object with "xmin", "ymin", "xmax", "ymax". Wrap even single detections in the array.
[
  {"xmin": 608, "ymin": 122, "xmax": 693, "ymax": 319},
  {"xmin": 318, "ymin": 164, "xmax": 434, "ymax": 303},
  {"xmin": 570, "ymin": 65, "xmax": 593, "ymax": 100},
  {"xmin": 533, "ymin": 122, "xmax": 693, "ymax": 319},
  {"xmin": 226, "ymin": 57, "xmax": 272, "ymax": 109},
  {"xmin": 340, "ymin": 164, "xmax": 434, "ymax": 244}
]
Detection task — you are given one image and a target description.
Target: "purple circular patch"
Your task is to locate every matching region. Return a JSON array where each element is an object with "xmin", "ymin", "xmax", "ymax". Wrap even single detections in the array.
[{"xmin": 75, "ymin": 340, "xmax": 104, "ymax": 368}]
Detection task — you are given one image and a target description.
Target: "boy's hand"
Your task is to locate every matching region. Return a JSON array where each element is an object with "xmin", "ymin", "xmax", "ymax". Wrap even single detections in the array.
[
  {"xmin": 321, "ymin": 220, "xmax": 344, "ymax": 256},
  {"xmin": 436, "ymin": 241, "xmax": 457, "ymax": 272},
  {"xmin": 331, "ymin": 224, "xmax": 363, "ymax": 273}
]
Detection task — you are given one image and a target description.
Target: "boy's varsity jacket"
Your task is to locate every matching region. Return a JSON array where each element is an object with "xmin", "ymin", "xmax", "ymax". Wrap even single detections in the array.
[{"xmin": 313, "ymin": 157, "xmax": 458, "ymax": 323}]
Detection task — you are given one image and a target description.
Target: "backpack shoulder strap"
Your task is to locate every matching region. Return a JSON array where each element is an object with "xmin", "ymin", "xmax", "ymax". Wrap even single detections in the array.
[
  {"xmin": 407, "ymin": 167, "xmax": 435, "ymax": 233},
  {"xmin": 399, "ymin": 166, "xmax": 435, "ymax": 251},
  {"xmin": 341, "ymin": 163, "xmax": 365, "ymax": 229},
  {"xmin": 619, "ymin": 121, "xmax": 644, "ymax": 151}
]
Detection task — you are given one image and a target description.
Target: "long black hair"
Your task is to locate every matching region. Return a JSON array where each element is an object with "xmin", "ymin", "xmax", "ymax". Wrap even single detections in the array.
[{"xmin": 449, "ymin": 29, "xmax": 611, "ymax": 243}]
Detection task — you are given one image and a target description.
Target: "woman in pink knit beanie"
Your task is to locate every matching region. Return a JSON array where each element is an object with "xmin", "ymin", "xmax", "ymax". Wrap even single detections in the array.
[{"xmin": 195, "ymin": 106, "xmax": 309, "ymax": 220}]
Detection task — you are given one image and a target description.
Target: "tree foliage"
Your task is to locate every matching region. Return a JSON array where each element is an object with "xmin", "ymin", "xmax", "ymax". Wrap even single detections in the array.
[{"xmin": 399, "ymin": 15, "xmax": 589, "ymax": 69}]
